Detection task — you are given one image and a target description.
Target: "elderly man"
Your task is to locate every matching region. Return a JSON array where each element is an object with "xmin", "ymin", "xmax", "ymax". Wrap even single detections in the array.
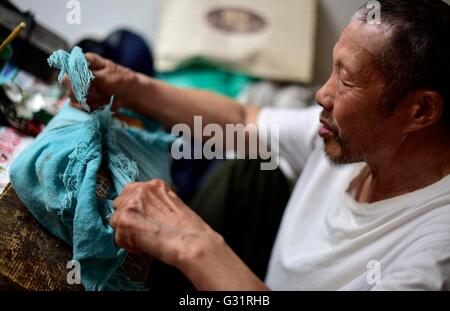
[{"xmin": 72, "ymin": 0, "xmax": 450, "ymax": 290}]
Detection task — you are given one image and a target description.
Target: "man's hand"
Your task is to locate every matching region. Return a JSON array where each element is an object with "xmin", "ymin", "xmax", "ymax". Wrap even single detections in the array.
[
  {"xmin": 110, "ymin": 179, "xmax": 269, "ymax": 291},
  {"xmin": 110, "ymin": 179, "xmax": 221, "ymax": 268},
  {"xmin": 64, "ymin": 53, "xmax": 139, "ymax": 110}
]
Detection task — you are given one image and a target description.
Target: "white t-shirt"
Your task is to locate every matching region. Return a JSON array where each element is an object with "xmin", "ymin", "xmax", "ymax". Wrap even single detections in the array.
[{"xmin": 257, "ymin": 105, "xmax": 450, "ymax": 290}]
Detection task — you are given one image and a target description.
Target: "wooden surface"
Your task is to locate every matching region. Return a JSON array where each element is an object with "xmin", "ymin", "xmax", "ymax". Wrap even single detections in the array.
[{"xmin": 0, "ymin": 183, "xmax": 151, "ymax": 291}]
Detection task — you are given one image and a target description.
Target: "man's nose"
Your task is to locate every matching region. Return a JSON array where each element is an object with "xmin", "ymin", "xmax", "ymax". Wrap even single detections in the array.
[{"xmin": 315, "ymin": 76, "xmax": 335, "ymax": 111}]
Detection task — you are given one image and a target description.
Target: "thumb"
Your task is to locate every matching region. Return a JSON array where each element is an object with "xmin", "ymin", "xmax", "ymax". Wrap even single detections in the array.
[{"xmin": 85, "ymin": 52, "xmax": 109, "ymax": 71}]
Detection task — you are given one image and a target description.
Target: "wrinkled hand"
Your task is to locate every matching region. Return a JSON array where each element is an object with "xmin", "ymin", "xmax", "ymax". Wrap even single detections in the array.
[
  {"xmin": 63, "ymin": 52, "xmax": 138, "ymax": 111},
  {"xmin": 110, "ymin": 179, "xmax": 220, "ymax": 269}
]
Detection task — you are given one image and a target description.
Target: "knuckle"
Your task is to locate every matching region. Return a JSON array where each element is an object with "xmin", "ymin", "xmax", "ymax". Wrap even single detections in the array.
[
  {"xmin": 112, "ymin": 196, "xmax": 121, "ymax": 208},
  {"xmin": 134, "ymin": 186, "xmax": 146, "ymax": 196},
  {"xmin": 85, "ymin": 52, "xmax": 95, "ymax": 59},
  {"xmin": 114, "ymin": 232, "xmax": 125, "ymax": 248},
  {"xmin": 149, "ymin": 178, "xmax": 166, "ymax": 189},
  {"xmin": 125, "ymin": 199, "xmax": 142, "ymax": 214},
  {"xmin": 114, "ymin": 211, "xmax": 131, "ymax": 228},
  {"xmin": 122, "ymin": 183, "xmax": 138, "ymax": 195},
  {"xmin": 131, "ymin": 187, "xmax": 147, "ymax": 202}
]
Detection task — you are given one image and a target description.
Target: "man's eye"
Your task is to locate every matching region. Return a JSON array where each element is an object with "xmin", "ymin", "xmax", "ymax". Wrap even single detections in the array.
[{"xmin": 340, "ymin": 79, "xmax": 352, "ymax": 87}]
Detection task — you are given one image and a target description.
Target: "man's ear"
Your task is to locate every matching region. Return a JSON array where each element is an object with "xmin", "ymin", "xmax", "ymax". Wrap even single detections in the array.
[{"xmin": 403, "ymin": 90, "xmax": 444, "ymax": 134}]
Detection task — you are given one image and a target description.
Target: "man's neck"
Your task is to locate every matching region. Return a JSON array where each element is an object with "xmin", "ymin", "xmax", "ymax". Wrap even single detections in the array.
[{"xmin": 357, "ymin": 133, "xmax": 450, "ymax": 204}]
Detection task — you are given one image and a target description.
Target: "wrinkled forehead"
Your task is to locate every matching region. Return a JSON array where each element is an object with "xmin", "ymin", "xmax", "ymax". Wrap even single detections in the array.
[{"xmin": 334, "ymin": 21, "xmax": 390, "ymax": 74}]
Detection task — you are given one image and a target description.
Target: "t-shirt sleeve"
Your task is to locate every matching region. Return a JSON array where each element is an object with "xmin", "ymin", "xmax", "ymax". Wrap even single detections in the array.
[
  {"xmin": 372, "ymin": 239, "xmax": 450, "ymax": 291},
  {"xmin": 257, "ymin": 105, "xmax": 322, "ymax": 176}
]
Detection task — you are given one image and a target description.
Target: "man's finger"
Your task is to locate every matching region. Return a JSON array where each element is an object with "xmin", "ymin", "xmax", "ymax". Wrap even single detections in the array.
[
  {"xmin": 110, "ymin": 213, "xmax": 117, "ymax": 227},
  {"xmin": 62, "ymin": 75, "xmax": 71, "ymax": 88},
  {"xmin": 112, "ymin": 196, "xmax": 123, "ymax": 210},
  {"xmin": 85, "ymin": 52, "xmax": 108, "ymax": 71}
]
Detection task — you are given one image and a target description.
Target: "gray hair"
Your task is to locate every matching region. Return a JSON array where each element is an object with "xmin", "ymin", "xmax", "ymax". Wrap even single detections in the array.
[{"xmin": 352, "ymin": 0, "xmax": 450, "ymax": 124}]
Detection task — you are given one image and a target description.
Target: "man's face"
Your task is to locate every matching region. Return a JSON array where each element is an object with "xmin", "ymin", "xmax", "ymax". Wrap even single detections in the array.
[{"xmin": 315, "ymin": 21, "xmax": 399, "ymax": 165}]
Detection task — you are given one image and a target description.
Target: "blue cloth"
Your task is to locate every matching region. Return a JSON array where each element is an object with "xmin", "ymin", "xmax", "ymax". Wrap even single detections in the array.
[
  {"xmin": 157, "ymin": 63, "xmax": 255, "ymax": 99},
  {"xmin": 48, "ymin": 46, "xmax": 94, "ymax": 112},
  {"xmin": 9, "ymin": 47, "xmax": 175, "ymax": 290}
]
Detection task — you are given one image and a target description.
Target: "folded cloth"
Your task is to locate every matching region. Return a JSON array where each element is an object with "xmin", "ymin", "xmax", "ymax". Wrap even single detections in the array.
[{"xmin": 9, "ymin": 47, "xmax": 175, "ymax": 290}]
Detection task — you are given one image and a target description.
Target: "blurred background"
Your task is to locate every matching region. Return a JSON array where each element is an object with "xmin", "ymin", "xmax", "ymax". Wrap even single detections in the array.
[{"xmin": 12, "ymin": 0, "xmax": 369, "ymax": 85}]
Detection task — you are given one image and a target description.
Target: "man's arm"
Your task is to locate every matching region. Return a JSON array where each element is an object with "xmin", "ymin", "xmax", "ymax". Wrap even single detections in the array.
[
  {"xmin": 132, "ymin": 73, "xmax": 261, "ymax": 134},
  {"xmin": 76, "ymin": 53, "xmax": 261, "ymax": 147}
]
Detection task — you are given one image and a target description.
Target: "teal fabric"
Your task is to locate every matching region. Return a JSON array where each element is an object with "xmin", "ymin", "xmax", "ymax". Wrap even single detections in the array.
[
  {"xmin": 157, "ymin": 63, "xmax": 255, "ymax": 99},
  {"xmin": 48, "ymin": 46, "xmax": 94, "ymax": 112},
  {"xmin": 9, "ymin": 47, "xmax": 175, "ymax": 290}
]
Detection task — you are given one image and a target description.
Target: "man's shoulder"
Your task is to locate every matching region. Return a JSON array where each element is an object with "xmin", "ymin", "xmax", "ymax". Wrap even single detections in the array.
[{"xmin": 407, "ymin": 202, "xmax": 450, "ymax": 249}]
